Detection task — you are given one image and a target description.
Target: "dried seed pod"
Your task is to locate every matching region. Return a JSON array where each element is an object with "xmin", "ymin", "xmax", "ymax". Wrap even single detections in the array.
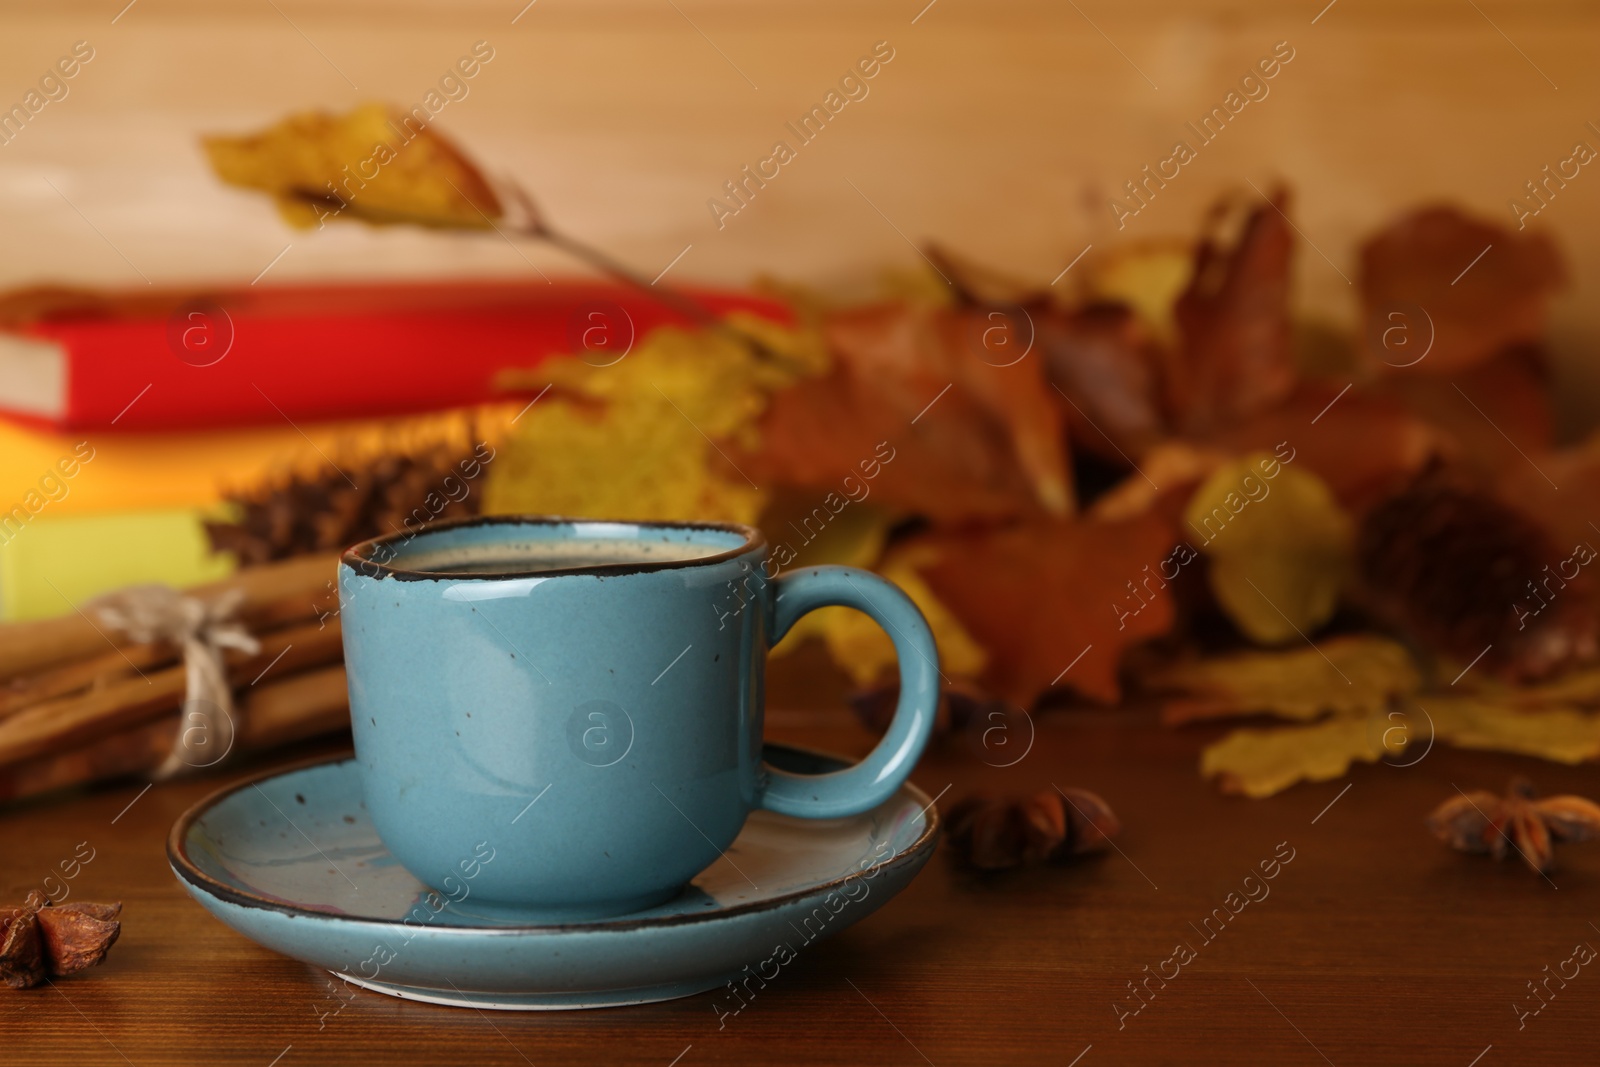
[
  {"xmin": 0, "ymin": 893, "xmax": 121, "ymax": 990},
  {"xmin": 1427, "ymin": 779, "xmax": 1600, "ymax": 874},
  {"xmin": 945, "ymin": 788, "xmax": 1121, "ymax": 870}
]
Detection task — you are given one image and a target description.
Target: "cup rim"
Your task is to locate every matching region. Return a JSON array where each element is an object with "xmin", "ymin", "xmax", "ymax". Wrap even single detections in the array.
[{"xmin": 341, "ymin": 514, "xmax": 765, "ymax": 582}]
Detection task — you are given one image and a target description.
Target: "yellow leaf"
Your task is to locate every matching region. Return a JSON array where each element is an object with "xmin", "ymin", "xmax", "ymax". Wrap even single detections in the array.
[
  {"xmin": 1152, "ymin": 636, "xmax": 1420, "ymax": 724},
  {"xmin": 1424, "ymin": 697, "xmax": 1600, "ymax": 764},
  {"xmin": 1082, "ymin": 241, "xmax": 1192, "ymax": 344},
  {"xmin": 1202, "ymin": 713, "xmax": 1402, "ymax": 798},
  {"xmin": 204, "ymin": 103, "xmax": 502, "ymax": 230},
  {"xmin": 776, "ymin": 541, "xmax": 988, "ymax": 687},
  {"xmin": 484, "ymin": 317, "xmax": 821, "ymax": 525},
  {"xmin": 1185, "ymin": 454, "xmax": 1353, "ymax": 644}
]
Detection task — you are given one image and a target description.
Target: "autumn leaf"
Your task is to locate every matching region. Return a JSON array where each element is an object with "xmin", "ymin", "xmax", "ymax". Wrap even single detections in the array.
[
  {"xmin": 908, "ymin": 510, "xmax": 1181, "ymax": 705},
  {"xmin": 776, "ymin": 539, "xmax": 989, "ymax": 687},
  {"xmin": 204, "ymin": 102, "xmax": 503, "ymax": 230},
  {"xmin": 1202, "ymin": 714, "xmax": 1401, "ymax": 798},
  {"xmin": 1423, "ymin": 697, "xmax": 1600, "ymax": 764},
  {"xmin": 1169, "ymin": 187, "xmax": 1297, "ymax": 433},
  {"xmin": 486, "ymin": 316, "xmax": 820, "ymax": 523},
  {"xmin": 1207, "ymin": 383, "xmax": 1448, "ymax": 515},
  {"xmin": 1150, "ymin": 636, "xmax": 1420, "ymax": 725},
  {"xmin": 744, "ymin": 300, "xmax": 1073, "ymax": 523},
  {"xmin": 1373, "ymin": 344, "xmax": 1554, "ymax": 481},
  {"xmin": 1185, "ymin": 454, "xmax": 1354, "ymax": 645},
  {"xmin": 1359, "ymin": 204, "xmax": 1566, "ymax": 375},
  {"xmin": 1080, "ymin": 240, "xmax": 1193, "ymax": 345},
  {"xmin": 1040, "ymin": 303, "xmax": 1168, "ymax": 463}
]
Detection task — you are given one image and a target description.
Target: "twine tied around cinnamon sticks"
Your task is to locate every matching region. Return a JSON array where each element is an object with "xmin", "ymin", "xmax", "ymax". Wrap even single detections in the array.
[{"xmin": 90, "ymin": 585, "xmax": 260, "ymax": 778}]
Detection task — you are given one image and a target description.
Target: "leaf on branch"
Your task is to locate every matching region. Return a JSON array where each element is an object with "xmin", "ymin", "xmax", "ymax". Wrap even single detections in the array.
[
  {"xmin": 1185, "ymin": 454, "xmax": 1353, "ymax": 645},
  {"xmin": 204, "ymin": 102, "xmax": 503, "ymax": 230},
  {"xmin": 1150, "ymin": 636, "xmax": 1420, "ymax": 725}
]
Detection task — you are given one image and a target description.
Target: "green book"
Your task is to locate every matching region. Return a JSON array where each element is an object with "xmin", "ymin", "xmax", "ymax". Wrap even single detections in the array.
[{"xmin": 0, "ymin": 508, "xmax": 236, "ymax": 622}]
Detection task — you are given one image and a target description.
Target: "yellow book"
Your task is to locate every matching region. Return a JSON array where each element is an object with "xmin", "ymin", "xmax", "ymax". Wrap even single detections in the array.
[
  {"xmin": 0, "ymin": 508, "xmax": 236, "ymax": 621},
  {"xmin": 0, "ymin": 403, "xmax": 517, "ymax": 521}
]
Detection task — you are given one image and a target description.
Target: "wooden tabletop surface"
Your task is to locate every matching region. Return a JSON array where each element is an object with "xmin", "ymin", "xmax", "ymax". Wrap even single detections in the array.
[{"xmin": 3, "ymin": 664, "xmax": 1597, "ymax": 1067}]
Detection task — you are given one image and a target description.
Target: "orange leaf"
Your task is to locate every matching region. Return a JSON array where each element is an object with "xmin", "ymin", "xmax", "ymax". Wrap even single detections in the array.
[
  {"xmin": 745, "ymin": 301, "xmax": 1072, "ymax": 522},
  {"xmin": 1205, "ymin": 383, "xmax": 1447, "ymax": 515},
  {"xmin": 1358, "ymin": 204, "xmax": 1566, "ymax": 375},
  {"xmin": 908, "ymin": 510, "xmax": 1181, "ymax": 705}
]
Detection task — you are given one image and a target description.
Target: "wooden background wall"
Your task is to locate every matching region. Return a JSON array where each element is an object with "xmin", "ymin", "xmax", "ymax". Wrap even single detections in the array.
[{"xmin": 2, "ymin": 0, "xmax": 1597, "ymax": 424}]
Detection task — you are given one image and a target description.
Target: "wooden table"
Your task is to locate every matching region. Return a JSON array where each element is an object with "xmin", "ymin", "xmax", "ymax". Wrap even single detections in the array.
[{"xmin": 3, "ymin": 687, "xmax": 1597, "ymax": 1066}]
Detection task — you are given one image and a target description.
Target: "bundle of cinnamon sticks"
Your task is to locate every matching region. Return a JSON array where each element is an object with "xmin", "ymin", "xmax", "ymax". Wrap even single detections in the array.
[{"xmin": 0, "ymin": 554, "xmax": 350, "ymax": 804}]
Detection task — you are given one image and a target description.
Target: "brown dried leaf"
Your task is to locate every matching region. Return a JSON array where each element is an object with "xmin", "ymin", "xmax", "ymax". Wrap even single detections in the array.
[
  {"xmin": 1170, "ymin": 187, "xmax": 1296, "ymax": 433},
  {"xmin": 909, "ymin": 511, "xmax": 1181, "ymax": 705},
  {"xmin": 1040, "ymin": 302, "xmax": 1167, "ymax": 462},
  {"xmin": 1205, "ymin": 384, "xmax": 1448, "ymax": 515},
  {"xmin": 1359, "ymin": 204, "xmax": 1566, "ymax": 375},
  {"xmin": 746, "ymin": 301, "xmax": 1072, "ymax": 522}
]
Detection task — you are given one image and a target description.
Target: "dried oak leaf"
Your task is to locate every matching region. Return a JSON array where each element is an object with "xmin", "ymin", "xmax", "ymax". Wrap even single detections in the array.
[
  {"xmin": 1205, "ymin": 383, "xmax": 1448, "ymax": 516},
  {"xmin": 1202, "ymin": 713, "xmax": 1403, "ymax": 799},
  {"xmin": 1427, "ymin": 779, "xmax": 1600, "ymax": 873},
  {"xmin": 0, "ymin": 892, "xmax": 121, "ymax": 990},
  {"xmin": 908, "ymin": 510, "xmax": 1180, "ymax": 705},
  {"xmin": 1041, "ymin": 302, "xmax": 1168, "ymax": 463},
  {"xmin": 1372, "ymin": 344, "xmax": 1554, "ymax": 481},
  {"xmin": 946, "ymin": 788, "xmax": 1120, "ymax": 870},
  {"xmin": 204, "ymin": 102, "xmax": 503, "ymax": 230},
  {"xmin": 1169, "ymin": 186, "xmax": 1296, "ymax": 434},
  {"xmin": 1149, "ymin": 635, "xmax": 1420, "ymax": 725},
  {"xmin": 1358, "ymin": 471, "xmax": 1598, "ymax": 682},
  {"xmin": 1185, "ymin": 454, "xmax": 1354, "ymax": 645},
  {"xmin": 1359, "ymin": 204, "xmax": 1566, "ymax": 375},
  {"xmin": 744, "ymin": 300, "xmax": 1073, "ymax": 523}
]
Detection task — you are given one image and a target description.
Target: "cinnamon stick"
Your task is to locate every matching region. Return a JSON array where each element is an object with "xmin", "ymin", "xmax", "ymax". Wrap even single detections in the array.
[
  {"xmin": 0, "ymin": 619, "xmax": 343, "ymax": 768},
  {"xmin": 0, "ymin": 553, "xmax": 339, "ymax": 684},
  {"xmin": 0, "ymin": 642, "xmax": 175, "ymax": 718},
  {"xmin": 0, "ymin": 665, "xmax": 351, "ymax": 804}
]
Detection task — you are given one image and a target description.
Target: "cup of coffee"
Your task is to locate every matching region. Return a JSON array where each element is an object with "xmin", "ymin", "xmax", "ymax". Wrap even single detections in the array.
[{"xmin": 338, "ymin": 516, "xmax": 939, "ymax": 919}]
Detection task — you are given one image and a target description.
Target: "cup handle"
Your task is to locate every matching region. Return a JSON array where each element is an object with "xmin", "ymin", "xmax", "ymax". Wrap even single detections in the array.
[{"xmin": 757, "ymin": 565, "xmax": 940, "ymax": 819}]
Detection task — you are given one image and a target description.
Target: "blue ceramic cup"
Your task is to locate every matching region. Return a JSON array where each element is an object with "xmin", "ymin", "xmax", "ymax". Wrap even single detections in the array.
[{"xmin": 339, "ymin": 516, "xmax": 939, "ymax": 919}]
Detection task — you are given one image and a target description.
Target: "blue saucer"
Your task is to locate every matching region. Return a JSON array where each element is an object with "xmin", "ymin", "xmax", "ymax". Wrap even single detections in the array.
[{"xmin": 167, "ymin": 745, "xmax": 939, "ymax": 1010}]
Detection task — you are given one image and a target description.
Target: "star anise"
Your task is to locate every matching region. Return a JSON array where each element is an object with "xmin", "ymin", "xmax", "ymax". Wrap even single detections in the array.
[
  {"xmin": 0, "ymin": 892, "xmax": 122, "ymax": 989},
  {"xmin": 1427, "ymin": 778, "xmax": 1600, "ymax": 874},
  {"xmin": 946, "ymin": 787, "xmax": 1121, "ymax": 871}
]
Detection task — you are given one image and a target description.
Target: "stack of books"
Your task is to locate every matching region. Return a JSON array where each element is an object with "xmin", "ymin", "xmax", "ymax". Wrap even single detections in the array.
[{"xmin": 0, "ymin": 278, "xmax": 785, "ymax": 621}]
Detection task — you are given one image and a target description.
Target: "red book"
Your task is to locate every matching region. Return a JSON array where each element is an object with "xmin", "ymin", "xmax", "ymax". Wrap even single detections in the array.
[{"xmin": 0, "ymin": 279, "xmax": 792, "ymax": 432}]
